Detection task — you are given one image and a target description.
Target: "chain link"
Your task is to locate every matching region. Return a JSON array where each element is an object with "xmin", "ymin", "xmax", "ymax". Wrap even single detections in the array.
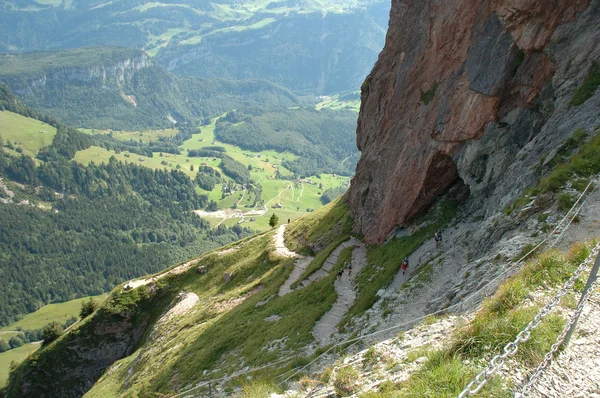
[
  {"xmin": 457, "ymin": 243, "xmax": 600, "ymax": 398},
  {"xmin": 515, "ymin": 277, "xmax": 599, "ymax": 397}
]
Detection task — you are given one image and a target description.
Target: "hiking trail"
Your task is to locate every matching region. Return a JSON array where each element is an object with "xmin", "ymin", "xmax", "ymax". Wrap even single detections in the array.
[
  {"xmin": 385, "ymin": 228, "xmax": 459, "ymax": 297},
  {"xmin": 312, "ymin": 243, "xmax": 366, "ymax": 346},
  {"xmin": 297, "ymin": 237, "xmax": 360, "ymax": 287}
]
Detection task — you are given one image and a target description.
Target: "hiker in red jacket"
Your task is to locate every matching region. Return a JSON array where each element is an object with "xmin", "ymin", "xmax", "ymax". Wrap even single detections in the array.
[{"xmin": 401, "ymin": 257, "xmax": 409, "ymax": 275}]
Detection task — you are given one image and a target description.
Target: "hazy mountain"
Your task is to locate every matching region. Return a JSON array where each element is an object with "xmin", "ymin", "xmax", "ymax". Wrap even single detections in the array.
[
  {"xmin": 0, "ymin": 47, "xmax": 299, "ymax": 130},
  {"xmin": 0, "ymin": 0, "xmax": 389, "ymax": 94}
]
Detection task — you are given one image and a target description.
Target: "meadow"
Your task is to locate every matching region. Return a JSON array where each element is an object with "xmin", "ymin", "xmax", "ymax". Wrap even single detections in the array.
[
  {"xmin": 0, "ymin": 111, "xmax": 57, "ymax": 157},
  {"xmin": 0, "ymin": 343, "xmax": 40, "ymax": 387},
  {"xmin": 0, "ymin": 294, "xmax": 106, "ymax": 387},
  {"xmin": 0, "ymin": 294, "xmax": 107, "ymax": 332}
]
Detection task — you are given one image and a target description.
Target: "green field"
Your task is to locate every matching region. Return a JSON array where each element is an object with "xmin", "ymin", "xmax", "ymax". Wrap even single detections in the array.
[
  {"xmin": 74, "ymin": 117, "xmax": 350, "ymax": 231},
  {"xmin": 0, "ymin": 294, "xmax": 107, "ymax": 332},
  {"xmin": 0, "ymin": 343, "xmax": 40, "ymax": 387},
  {"xmin": 79, "ymin": 128, "xmax": 178, "ymax": 143},
  {"xmin": 0, "ymin": 110, "xmax": 57, "ymax": 157},
  {"xmin": 0, "ymin": 294, "xmax": 107, "ymax": 386},
  {"xmin": 315, "ymin": 94, "xmax": 360, "ymax": 112}
]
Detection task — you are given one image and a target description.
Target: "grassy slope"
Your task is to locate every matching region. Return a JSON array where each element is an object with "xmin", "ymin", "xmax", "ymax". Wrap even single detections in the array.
[
  {"xmin": 5, "ymin": 199, "xmax": 355, "ymax": 397},
  {"xmin": 0, "ymin": 343, "xmax": 40, "ymax": 388},
  {"xmin": 0, "ymin": 294, "xmax": 107, "ymax": 332},
  {"xmin": 0, "ymin": 111, "xmax": 57, "ymax": 157},
  {"xmin": 368, "ymin": 242, "xmax": 595, "ymax": 398},
  {"xmin": 85, "ymin": 232, "xmax": 342, "ymax": 396},
  {"xmin": 284, "ymin": 198, "xmax": 354, "ymax": 253}
]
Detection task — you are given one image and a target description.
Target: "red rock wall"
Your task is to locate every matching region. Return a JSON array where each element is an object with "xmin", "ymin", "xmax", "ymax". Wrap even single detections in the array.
[{"xmin": 346, "ymin": 0, "xmax": 590, "ymax": 244}]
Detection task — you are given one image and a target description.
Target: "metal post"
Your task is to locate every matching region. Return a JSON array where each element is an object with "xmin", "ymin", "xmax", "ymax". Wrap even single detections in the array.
[
  {"xmin": 208, "ymin": 381, "xmax": 212, "ymax": 398},
  {"xmin": 564, "ymin": 250, "xmax": 600, "ymax": 346}
]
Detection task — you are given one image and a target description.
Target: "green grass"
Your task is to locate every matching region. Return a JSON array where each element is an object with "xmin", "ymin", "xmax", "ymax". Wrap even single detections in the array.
[
  {"xmin": 334, "ymin": 366, "xmax": 361, "ymax": 396},
  {"xmin": 449, "ymin": 242, "xmax": 592, "ymax": 366},
  {"xmin": 83, "ymin": 230, "xmax": 342, "ymax": 397},
  {"xmin": 0, "ymin": 111, "xmax": 57, "ymax": 157},
  {"xmin": 1, "ymin": 294, "xmax": 107, "ymax": 332},
  {"xmin": 236, "ymin": 380, "xmax": 279, "ymax": 397},
  {"xmin": 395, "ymin": 350, "xmax": 509, "ymax": 398},
  {"xmin": 505, "ymin": 126, "xmax": 600, "ymax": 215},
  {"xmin": 570, "ymin": 62, "xmax": 600, "ymax": 106},
  {"xmin": 0, "ymin": 343, "xmax": 40, "ymax": 387},
  {"xmin": 284, "ymin": 198, "xmax": 353, "ymax": 253},
  {"xmin": 391, "ymin": 243, "xmax": 594, "ymax": 398}
]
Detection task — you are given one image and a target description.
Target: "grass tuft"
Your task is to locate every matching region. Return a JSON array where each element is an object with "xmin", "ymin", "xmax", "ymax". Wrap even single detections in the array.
[
  {"xmin": 333, "ymin": 366, "xmax": 361, "ymax": 396},
  {"xmin": 570, "ymin": 62, "xmax": 600, "ymax": 106}
]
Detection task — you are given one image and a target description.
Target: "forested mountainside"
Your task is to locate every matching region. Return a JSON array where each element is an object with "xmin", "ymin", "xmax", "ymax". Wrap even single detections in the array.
[
  {"xmin": 0, "ymin": 0, "xmax": 388, "ymax": 94},
  {"xmin": 215, "ymin": 107, "xmax": 360, "ymax": 176},
  {"xmin": 0, "ymin": 47, "xmax": 299, "ymax": 130},
  {"xmin": 0, "ymin": 84, "xmax": 251, "ymax": 327}
]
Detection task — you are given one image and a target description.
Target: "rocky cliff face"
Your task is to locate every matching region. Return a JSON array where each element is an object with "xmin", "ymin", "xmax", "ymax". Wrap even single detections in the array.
[
  {"xmin": 347, "ymin": 0, "xmax": 600, "ymax": 244},
  {"xmin": 7, "ymin": 55, "xmax": 153, "ymax": 97}
]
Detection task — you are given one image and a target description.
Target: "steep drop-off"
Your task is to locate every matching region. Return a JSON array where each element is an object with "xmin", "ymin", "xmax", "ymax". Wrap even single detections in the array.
[{"xmin": 347, "ymin": 0, "xmax": 600, "ymax": 243}]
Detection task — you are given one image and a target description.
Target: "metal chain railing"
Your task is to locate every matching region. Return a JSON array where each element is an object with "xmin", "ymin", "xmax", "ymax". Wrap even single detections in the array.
[
  {"xmin": 457, "ymin": 243, "xmax": 600, "ymax": 398},
  {"xmin": 515, "ymin": 278, "xmax": 599, "ymax": 397}
]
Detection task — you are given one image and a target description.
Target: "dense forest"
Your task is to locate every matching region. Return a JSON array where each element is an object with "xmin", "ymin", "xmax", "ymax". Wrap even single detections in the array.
[
  {"xmin": 0, "ymin": 87, "xmax": 253, "ymax": 326},
  {"xmin": 214, "ymin": 107, "xmax": 359, "ymax": 176},
  {"xmin": 195, "ymin": 166, "xmax": 222, "ymax": 191}
]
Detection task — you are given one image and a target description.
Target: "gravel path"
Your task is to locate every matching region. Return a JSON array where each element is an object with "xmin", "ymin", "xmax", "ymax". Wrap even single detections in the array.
[
  {"xmin": 312, "ymin": 244, "xmax": 367, "ymax": 346},
  {"xmin": 273, "ymin": 224, "xmax": 298, "ymax": 258},
  {"xmin": 279, "ymin": 256, "xmax": 314, "ymax": 296},
  {"xmin": 385, "ymin": 226, "xmax": 462, "ymax": 297},
  {"xmin": 297, "ymin": 238, "xmax": 360, "ymax": 288}
]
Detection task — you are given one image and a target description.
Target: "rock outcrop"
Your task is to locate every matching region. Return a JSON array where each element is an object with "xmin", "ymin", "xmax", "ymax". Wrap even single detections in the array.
[{"xmin": 347, "ymin": 0, "xmax": 599, "ymax": 244}]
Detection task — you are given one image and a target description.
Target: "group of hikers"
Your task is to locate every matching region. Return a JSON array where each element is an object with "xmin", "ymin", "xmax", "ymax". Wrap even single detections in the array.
[
  {"xmin": 337, "ymin": 261, "xmax": 352, "ymax": 279},
  {"xmin": 335, "ymin": 229, "xmax": 443, "ymax": 280}
]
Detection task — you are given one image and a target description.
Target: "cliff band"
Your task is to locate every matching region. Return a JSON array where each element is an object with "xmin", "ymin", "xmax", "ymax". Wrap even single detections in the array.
[{"xmin": 346, "ymin": 0, "xmax": 599, "ymax": 244}]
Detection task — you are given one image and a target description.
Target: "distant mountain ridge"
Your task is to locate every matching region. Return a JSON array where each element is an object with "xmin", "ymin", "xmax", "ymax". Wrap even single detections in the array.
[
  {"xmin": 157, "ymin": 4, "xmax": 389, "ymax": 94},
  {"xmin": 0, "ymin": 47, "xmax": 300, "ymax": 130},
  {"xmin": 0, "ymin": 0, "xmax": 389, "ymax": 94}
]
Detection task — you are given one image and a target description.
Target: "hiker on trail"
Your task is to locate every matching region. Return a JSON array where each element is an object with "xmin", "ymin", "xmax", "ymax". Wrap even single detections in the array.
[
  {"xmin": 434, "ymin": 229, "xmax": 443, "ymax": 248},
  {"xmin": 288, "ymin": 218, "xmax": 290, "ymax": 224},
  {"xmin": 337, "ymin": 269, "xmax": 344, "ymax": 280},
  {"xmin": 401, "ymin": 257, "xmax": 409, "ymax": 275},
  {"xmin": 347, "ymin": 262, "xmax": 353, "ymax": 276}
]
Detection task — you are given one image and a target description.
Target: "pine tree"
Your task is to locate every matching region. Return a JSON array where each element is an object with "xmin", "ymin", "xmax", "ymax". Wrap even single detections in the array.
[
  {"xmin": 41, "ymin": 322, "xmax": 63, "ymax": 345},
  {"xmin": 80, "ymin": 298, "xmax": 97, "ymax": 318},
  {"xmin": 269, "ymin": 213, "xmax": 279, "ymax": 228}
]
